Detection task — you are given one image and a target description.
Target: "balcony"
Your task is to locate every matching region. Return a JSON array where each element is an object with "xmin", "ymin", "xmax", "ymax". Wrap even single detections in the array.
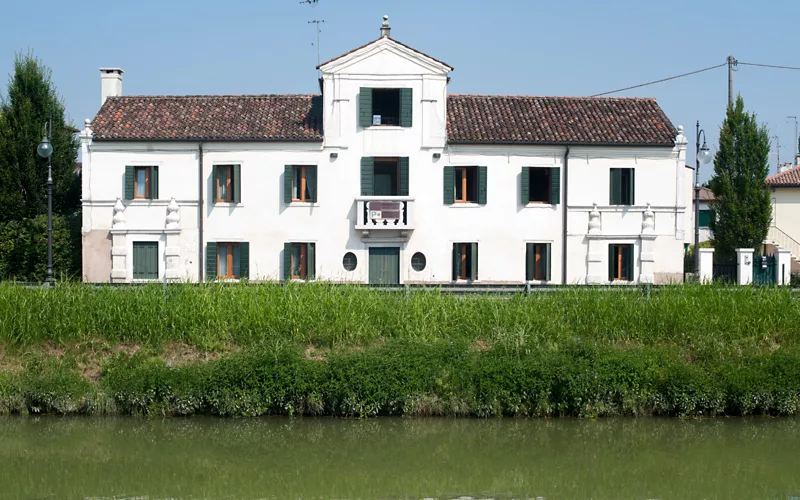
[{"xmin": 355, "ymin": 196, "xmax": 414, "ymax": 241}]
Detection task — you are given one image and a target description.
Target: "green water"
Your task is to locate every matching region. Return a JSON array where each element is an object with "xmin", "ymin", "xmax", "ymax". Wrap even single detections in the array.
[{"xmin": 1, "ymin": 417, "xmax": 799, "ymax": 499}]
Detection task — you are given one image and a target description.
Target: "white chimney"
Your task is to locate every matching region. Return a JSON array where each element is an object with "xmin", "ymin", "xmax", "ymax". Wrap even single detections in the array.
[
  {"xmin": 380, "ymin": 15, "xmax": 391, "ymax": 37},
  {"xmin": 796, "ymin": 153, "xmax": 800, "ymax": 168},
  {"xmin": 778, "ymin": 162, "xmax": 792, "ymax": 174},
  {"xmin": 100, "ymin": 68, "xmax": 124, "ymax": 106}
]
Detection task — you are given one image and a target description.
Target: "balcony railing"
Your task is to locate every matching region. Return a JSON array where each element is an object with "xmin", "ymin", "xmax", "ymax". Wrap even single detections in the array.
[{"xmin": 355, "ymin": 196, "xmax": 414, "ymax": 233}]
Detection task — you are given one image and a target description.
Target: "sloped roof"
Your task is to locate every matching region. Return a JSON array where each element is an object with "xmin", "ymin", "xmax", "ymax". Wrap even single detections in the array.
[
  {"xmin": 91, "ymin": 93, "xmax": 676, "ymax": 146},
  {"xmin": 91, "ymin": 95, "xmax": 323, "ymax": 141},
  {"xmin": 693, "ymin": 186, "xmax": 715, "ymax": 201},
  {"xmin": 446, "ymin": 95, "xmax": 676, "ymax": 146},
  {"xmin": 766, "ymin": 165, "xmax": 800, "ymax": 187}
]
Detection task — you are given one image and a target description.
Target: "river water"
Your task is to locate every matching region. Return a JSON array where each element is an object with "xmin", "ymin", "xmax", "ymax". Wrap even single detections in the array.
[{"xmin": 1, "ymin": 417, "xmax": 799, "ymax": 499}]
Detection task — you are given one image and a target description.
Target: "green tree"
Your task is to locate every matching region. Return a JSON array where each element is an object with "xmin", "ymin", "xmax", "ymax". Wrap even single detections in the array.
[
  {"xmin": 708, "ymin": 96, "xmax": 772, "ymax": 258},
  {"xmin": 0, "ymin": 53, "xmax": 79, "ymax": 223}
]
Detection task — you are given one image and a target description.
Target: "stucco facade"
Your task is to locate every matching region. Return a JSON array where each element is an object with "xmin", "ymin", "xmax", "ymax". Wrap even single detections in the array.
[
  {"xmin": 81, "ymin": 17, "xmax": 688, "ymax": 285},
  {"xmin": 765, "ymin": 163, "xmax": 800, "ymax": 273}
]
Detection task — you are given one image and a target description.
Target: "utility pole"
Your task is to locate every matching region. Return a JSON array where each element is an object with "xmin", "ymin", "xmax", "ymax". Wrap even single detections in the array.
[
  {"xmin": 727, "ymin": 56, "xmax": 737, "ymax": 108},
  {"xmin": 789, "ymin": 116, "xmax": 798, "ymax": 166}
]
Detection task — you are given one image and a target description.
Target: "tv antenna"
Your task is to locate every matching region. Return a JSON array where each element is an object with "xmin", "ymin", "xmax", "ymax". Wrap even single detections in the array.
[{"xmin": 308, "ymin": 19, "xmax": 325, "ymax": 68}]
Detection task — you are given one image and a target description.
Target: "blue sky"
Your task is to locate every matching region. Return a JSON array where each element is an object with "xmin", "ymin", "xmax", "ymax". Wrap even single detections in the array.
[{"xmin": 2, "ymin": 0, "xmax": 798, "ymax": 181}]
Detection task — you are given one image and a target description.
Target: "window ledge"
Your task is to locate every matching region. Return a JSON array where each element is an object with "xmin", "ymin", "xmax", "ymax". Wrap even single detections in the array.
[
  {"xmin": 524, "ymin": 203, "xmax": 555, "ymax": 209},
  {"xmin": 132, "ymin": 278, "xmax": 160, "ymax": 283},
  {"xmin": 288, "ymin": 202, "xmax": 319, "ymax": 207},
  {"xmin": 365, "ymin": 125, "xmax": 405, "ymax": 130},
  {"xmin": 449, "ymin": 203, "xmax": 482, "ymax": 208},
  {"xmin": 213, "ymin": 202, "xmax": 243, "ymax": 207}
]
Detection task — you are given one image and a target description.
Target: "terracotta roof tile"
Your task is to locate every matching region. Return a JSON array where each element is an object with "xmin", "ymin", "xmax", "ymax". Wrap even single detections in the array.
[
  {"xmin": 92, "ymin": 93, "xmax": 676, "ymax": 146},
  {"xmin": 766, "ymin": 165, "xmax": 800, "ymax": 187},
  {"xmin": 693, "ymin": 186, "xmax": 715, "ymax": 201},
  {"xmin": 92, "ymin": 95, "xmax": 323, "ymax": 141},
  {"xmin": 446, "ymin": 95, "xmax": 676, "ymax": 146}
]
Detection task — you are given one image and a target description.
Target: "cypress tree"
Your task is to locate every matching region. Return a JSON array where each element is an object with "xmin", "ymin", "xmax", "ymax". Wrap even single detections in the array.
[{"xmin": 708, "ymin": 96, "xmax": 772, "ymax": 258}]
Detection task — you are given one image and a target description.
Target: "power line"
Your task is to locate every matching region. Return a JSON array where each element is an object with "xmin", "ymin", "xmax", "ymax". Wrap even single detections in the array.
[
  {"xmin": 738, "ymin": 61, "xmax": 800, "ymax": 71},
  {"xmin": 591, "ymin": 63, "xmax": 727, "ymax": 97}
]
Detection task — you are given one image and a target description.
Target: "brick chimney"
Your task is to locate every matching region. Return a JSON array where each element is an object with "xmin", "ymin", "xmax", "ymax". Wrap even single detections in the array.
[{"xmin": 100, "ymin": 68, "xmax": 124, "ymax": 106}]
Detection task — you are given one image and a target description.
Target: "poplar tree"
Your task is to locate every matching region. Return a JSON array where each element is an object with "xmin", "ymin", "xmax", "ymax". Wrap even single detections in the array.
[{"xmin": 708, "ymin": 96, "xmax": 772, "ymax": 258}]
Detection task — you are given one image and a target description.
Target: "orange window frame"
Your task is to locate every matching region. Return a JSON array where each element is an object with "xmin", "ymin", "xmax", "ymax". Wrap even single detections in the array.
[
  {"xmin": 134, "ymin": 167, "xmax": 150, "ymax": 199},
  {"xmin": 216, "ymin": 165, "xmax": 232, "ymax": 202},
  {"xmin": 217, "ymin": 243, "xmax": 239, "ymax": 279},
  {"xmin": 533, "ymin": 244, "xmax": 544, "ymax": 280},
  {"xmin": 459, "ymin": 243, "xmax": 468, "ymax": 279},
  {"xmin": 291, "ymin": 243, "xmax": 307, "ymax": 280},
  {"xmin": 293, "ymin": 166, "xmax": 309, "ymax": 202}
]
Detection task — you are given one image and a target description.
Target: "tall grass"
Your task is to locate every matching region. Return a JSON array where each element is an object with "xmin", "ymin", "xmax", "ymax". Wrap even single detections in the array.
[{"xmin": 0, "ymin": 282, "xmax": 797, "ymax": 354}]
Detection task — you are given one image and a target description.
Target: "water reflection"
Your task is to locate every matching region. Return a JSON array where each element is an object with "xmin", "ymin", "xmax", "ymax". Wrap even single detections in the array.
[{"xmin": 0, "ymin": 417, "xmax": 799, "ymax": 499}]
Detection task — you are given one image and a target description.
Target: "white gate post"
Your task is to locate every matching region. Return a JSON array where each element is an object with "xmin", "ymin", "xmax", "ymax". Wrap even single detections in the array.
[
  {"xmin": 698, "ymin": 248, "xmax": 714, "ymax": 284},
  {"xmin": 736, "ymin": 248, "xmax": 754, "ymax": 285},
  {"xmin": 776, "ymin": 248, "xmax": 792, "ymax": 286}
]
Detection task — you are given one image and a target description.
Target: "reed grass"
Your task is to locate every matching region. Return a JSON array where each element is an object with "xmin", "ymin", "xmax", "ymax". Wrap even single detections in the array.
[{"xmin": 0, "ymin": 282, "xmax": 797, "ymax": 356}]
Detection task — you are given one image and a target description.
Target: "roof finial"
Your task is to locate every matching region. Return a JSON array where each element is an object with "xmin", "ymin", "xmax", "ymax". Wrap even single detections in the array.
[{"xmin": 380, "ymin": 15, "xmax": 390, "ymax": 38}]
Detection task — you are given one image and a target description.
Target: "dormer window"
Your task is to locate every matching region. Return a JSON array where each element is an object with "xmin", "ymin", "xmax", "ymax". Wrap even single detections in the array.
[{"xmin": 359, "ymin": 87, "xmax": 412, "ymax": 128}]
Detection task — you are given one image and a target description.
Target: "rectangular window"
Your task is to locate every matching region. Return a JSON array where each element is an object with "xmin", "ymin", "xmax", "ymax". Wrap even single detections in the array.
[
  {"xmin": 134, "ymin": 167, "xmax": 150, "ymax": 199},
  {"xmin": 610, "ymin": 168, "xmax": 635, "ymax": 206},
  {"xmin": 132, "ymin": 242, "xmax": 158, "ymax": 280},
  {"xmin": 373, "ymin": 159, "xmax": 399, "ymax": 196},
  {"xmin": 526, "ymin": 243, "xmax": 550, "ymax": 281},
  {"xmin": 528, "ymin": 168, "xmax": 550, "ymax": 204},
  {"xmin": 216, "ymin": 165, "xmax": 232, "ymax": 202},
  {"xmin": 217, "ymin": 242, "xmax": 241, "ymax": 279},
  {"xmin": 291, "ymin": 243, "xmax": 308, "ymax": 279},
  {"xmin": 609, "ymin": 244, "xmax": 634, "ymax": 282},
  {"xmin": 453, "ymin": 243, "xmax": 478, "ymax": 281},
  {"xmin": 699, "ymin": 209, "xmax": 711, "ymax": 228},
  {"xmin": 292, "ymin": 166, "xmax": 315, "ymax": 202},
  {"xmin": 372, "ymin": 89, "xmax": 401, "ymax": 126},
  {"xmin": 455, "ymin": 166, "xmax": 478, "ymax": 203}
]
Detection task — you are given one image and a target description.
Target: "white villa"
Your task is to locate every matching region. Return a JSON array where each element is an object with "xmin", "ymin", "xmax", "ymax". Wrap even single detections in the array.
[
  {"xmin": 80, "ymin": 16, "xmax": 690, "ymax": 285},
  {"xmin": 765, "ymin": 160, "xmax": 800, "ymax": 273}
]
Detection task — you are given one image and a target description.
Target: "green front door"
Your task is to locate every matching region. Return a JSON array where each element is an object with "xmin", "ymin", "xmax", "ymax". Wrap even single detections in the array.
[{"xmin": 369, "ymin": 247, "xmax": 400, "ymax": 285}]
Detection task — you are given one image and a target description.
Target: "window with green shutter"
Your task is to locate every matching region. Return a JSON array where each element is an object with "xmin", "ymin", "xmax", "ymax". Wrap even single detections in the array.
[
  {"xmin": 132, "ymin": 242, "xmax": 158, "ymax": 280},
  {"xmin": 215, "ymin": 242, "xmax": 245, "ymax": 279},
  {"xmin": 526, "ymin": 243, "xmax": 551, "ymax": 281},
  {"xmin": 286, "ymin": 242, "xmax": 315, "ymax": 280},
  {"xmin": 699, "ymin": 209, "xmax": 711, "ymax": 227},
  {"xmin": 524, "ymin": 167, "xmax": 559, "ymax": 204},
  {"xmin": 452, "ymin": 242, "xmax": 478, "ymax": 280},
  {"xmin": 610, "ymin": 168, "xmax": 634, "ymax": 206},
  {"xmin": 125, "ymin": 166, "xmax": 158, "ymax": 200},
  {"xmin": 359, "ymin": 88, "xmax": 412, "ymax": 127},
  {"xmin": 214, "ymin": 165, "xmax": 241, "ymax": 203},
  {"xmin": 286, "ymin": 165, "xmax": 317, "ymax": 203},
  {"xmin": 609, "ymin": 243, "xmax": 634, "ymax": 282}
]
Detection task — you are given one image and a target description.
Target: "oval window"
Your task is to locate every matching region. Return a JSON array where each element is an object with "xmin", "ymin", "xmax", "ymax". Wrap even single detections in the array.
[
  {"xmin": 342, "ymin": 252, "xmax": 357, "ymax": 271},
  {"xmin": 411, "ymin": 252, "xmax": 426, "ymax": 272}
]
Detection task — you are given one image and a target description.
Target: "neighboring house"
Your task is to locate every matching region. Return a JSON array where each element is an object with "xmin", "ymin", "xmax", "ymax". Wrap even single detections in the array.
[
  {"xmin": 694, "ymin": 186, "xmax": 714, "ymax": 245},
  {"xmin": 765, "ymin": 160, "xmax": 800, "ymax": 273},
  {"xmin": 80, "ymin": 16, "xmax": 689, "ymax": 285}
]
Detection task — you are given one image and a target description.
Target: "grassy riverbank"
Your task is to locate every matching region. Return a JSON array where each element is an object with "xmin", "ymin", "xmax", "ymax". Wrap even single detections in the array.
[{"xmin": 0, "ymin": 283, "xmax": 798, "ymax": 417}]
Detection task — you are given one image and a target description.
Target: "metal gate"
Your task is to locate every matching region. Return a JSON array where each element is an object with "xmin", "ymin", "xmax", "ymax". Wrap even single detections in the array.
[
  {"xmin": 712, "ymin": 257, "xmax": 738, "ymax": 284},
  {"xmin": 753, "ymin": 254, "xmax": 777, "ymax": 285}
]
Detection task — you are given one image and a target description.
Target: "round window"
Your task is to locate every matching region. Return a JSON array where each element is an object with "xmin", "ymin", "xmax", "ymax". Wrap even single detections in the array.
[
  {"xmin": 342, "ymin": 252, "xmax": 357, "ymax": 271},
  {"xmin": 411, "ymin": 252, "xmax": 426, "ymax": 272}
]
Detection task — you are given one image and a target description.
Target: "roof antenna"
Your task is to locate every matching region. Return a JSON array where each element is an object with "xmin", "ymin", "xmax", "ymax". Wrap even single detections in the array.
[{"xmin": 301, "ymin": 0, "xmax": 324, "ymax": 69}]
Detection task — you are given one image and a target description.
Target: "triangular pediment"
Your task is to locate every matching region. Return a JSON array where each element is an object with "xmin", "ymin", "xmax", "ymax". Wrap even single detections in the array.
[{"xmin": 318, "ymin": 37, "xmax": 452, "ymax": 76}]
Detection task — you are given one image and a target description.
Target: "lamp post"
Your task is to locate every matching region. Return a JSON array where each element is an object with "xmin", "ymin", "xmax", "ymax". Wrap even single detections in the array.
[
  {"xmin": 37, "ymin": 114, "xmax": 54, "ymax": 285},
  {"xmin": 694, "ymin": 120, "xmax": 713, "ymax": 275}
]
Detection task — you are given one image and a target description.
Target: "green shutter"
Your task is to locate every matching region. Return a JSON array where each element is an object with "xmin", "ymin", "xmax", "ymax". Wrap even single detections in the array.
[
  {"xmin": 283, "ymin": 242, "xmax": 292, "ymax": 281},
  {"xmin": 150, "ymin": 166, "xmax": 159, "ymax": 200},
  {"xmin": 521, "ymin": 168, "xmax": 530, "ymax": 205},
  {"xmin": 452, "ymin": 243, "xmax": 459, "ymax": 281},
  {"xmin": 399, "ymin": 157, "xmax": 409, "ymax": 196},
  {"xmin": 549, "ymin": 167, "xmax": 560, "ymax": 205},
  {"xmin": 308, "ymin": 166, "xmax": 317, "ymax": 202},
  {"xmin": 206, "ymin": 242, "xmax": 217, "ymax": 282},
  {"xmin": 624, "ymin": 245, "xmax": 634, "ymax": 282},
  {"xmin": 470, "ymin": 243, "xmax": 479, "ymax": 280},
  {"xmin": 124, "ymin": 166, "xmax": 134, "ymax": 200},
  {"xmin": 608, "ymin": 244, "xmax": 615, "ymax": 282},
  {"xmin": 628, "ymin": 168, "xmax": 635, "ymax": 206},
  {"xmin": 477, "ymin": 166, "xmax": 488, "ymax": 205},
  {"xmin": 443, "ymin": 166, "xmax": 455, "ymax": 205},
  {"xmin": 233, "ymin": 164, "xmax": 242, "ymax": 203},
  {"xmin": 359, "ymin": 88, "xmax": 373, "ymax": 128},
  {"xmin": 361, "ymin": 157, "xmax": 374, "ymax": 196},
  {"xmin": 699, "ymin": 210, "xmax": 711, "ymax": 227},
  {"xmin": 240, "ymin": 242, "xmax": 249, "ymax": 280},
  {"xmin": 610, "ymin": 169, "xmax": 621, "ymax": 205},
  {"xmin": 545, "ymin": 243, "xmax": 552, "ymax": 282},
  {"xmin": 307, "ymin": 243, "xmax": 316, "ymax": 280},
  {"xmin": 212, "ymin": 166, "xmax": 218, "ymax": 203},
  {"xmin": 399, "ymin": 88, "xmax": 413, "ymax": 127},
  {"xmin": 284, "ymin": 165, "xmax": 293, "ymax": 203},
  {"xmin": 525, "ymin": 243, "xmax": 534, "ymax": 281}
]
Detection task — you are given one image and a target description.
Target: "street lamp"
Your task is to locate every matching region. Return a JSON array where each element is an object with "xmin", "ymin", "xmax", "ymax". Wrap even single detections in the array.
[
  {"xmin": 695, "ymin": 120, "xmax": 713, "ymax": 275},
  {"xmin": 37, "ymin": 114, "xmax": 54, "ymax": 285}
]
